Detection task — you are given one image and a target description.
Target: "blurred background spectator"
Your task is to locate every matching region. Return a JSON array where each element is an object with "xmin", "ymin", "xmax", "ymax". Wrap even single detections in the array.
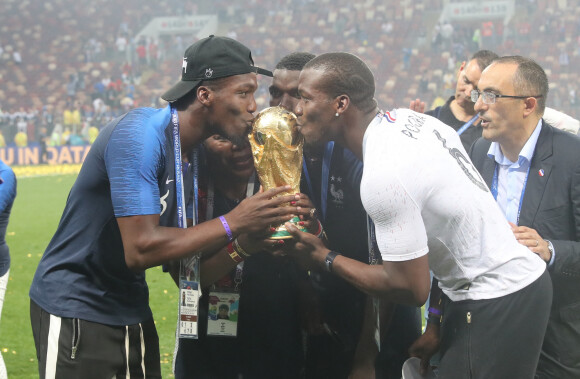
[{"xmin": 0, "ymin": 0, "xmax": 578, "ymax": 148}]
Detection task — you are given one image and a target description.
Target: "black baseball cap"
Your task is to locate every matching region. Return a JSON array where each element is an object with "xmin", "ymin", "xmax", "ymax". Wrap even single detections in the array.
[{"xmin": 161, "ymin": 35, "xmax": 273, "ymax": 102}]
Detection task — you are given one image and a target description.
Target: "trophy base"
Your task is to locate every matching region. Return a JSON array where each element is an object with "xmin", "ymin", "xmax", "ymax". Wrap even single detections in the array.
[{"xmin": 269, "ymin": 216, "xmax": 308, "ymax": 239}]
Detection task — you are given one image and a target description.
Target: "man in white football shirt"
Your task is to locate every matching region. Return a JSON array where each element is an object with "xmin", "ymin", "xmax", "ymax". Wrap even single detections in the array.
[{"xmin": 285, "ymin": 52, "xmax": 552, "ymax": 379}]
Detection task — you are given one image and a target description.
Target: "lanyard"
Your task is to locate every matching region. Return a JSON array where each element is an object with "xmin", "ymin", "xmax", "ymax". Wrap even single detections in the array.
[
  {"xmin": 456, "ymin": 114, "xmax": 479, "ymax": 136},
  {"xmin": 192, "ymin": 149, "xmax": 199, "ymax": 224},
  {"xmin": 302, "ymin": 141, "xmax": 334, "ymax": 222},
  {"xmin": 170, "ymin": 107, "xmax": 199, "ymax": 225},
  {"xmin": 170, "ymin": 107, "xmax": 189, "ymax": 229},
  {"xmin": 490, "ymin": 163, "xmax": 530, "ymax": 225},
  {"xmin": 174, "ymin": 106, "xmax": 202, "ymax": 340}
]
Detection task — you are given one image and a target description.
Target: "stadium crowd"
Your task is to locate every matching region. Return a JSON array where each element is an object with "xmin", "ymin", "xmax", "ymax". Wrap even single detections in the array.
[{"xmin": 0, "ymin": 0, "xmax": 579, "ymax": 148}]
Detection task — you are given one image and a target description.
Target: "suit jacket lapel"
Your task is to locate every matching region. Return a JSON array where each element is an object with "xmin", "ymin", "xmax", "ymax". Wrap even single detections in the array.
[
  {"xmin": 481, "ymin": 153, "xmax": 495, "ymax": 189},
  {"xmin": 519, "ymin": 121, "xmax": 554, "ymax": 226}
]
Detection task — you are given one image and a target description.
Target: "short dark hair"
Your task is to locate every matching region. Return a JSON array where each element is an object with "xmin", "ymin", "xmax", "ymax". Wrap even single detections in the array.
[
  {"xmin": 275, "ymin": 52, "xmax": 316, "ymax": 71},
  {"xmin": 470, "ymin": 50, "xmax": 499, "ymax": 72},
  {"xmin": 303, "ymin": 52, "xmax": 377, "ymax": 112},
  {"xmin": 492, "ymin": 56, "xmax": 548, "ymax": 115}
]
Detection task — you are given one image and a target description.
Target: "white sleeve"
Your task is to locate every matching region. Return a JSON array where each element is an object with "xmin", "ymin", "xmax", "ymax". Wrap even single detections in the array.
[{"xmin": 367, "ymin": 175, "xmax": 429, "ymax": 262}]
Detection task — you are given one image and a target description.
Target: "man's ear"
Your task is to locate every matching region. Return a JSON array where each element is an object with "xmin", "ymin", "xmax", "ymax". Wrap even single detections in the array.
[
  {"xmin": 197, "ymin": 86, "xmax": 212, "ymax": 107},
  {"xmin": 335, "ymin": 95, "xmax": 350, "ymax": 116},
  {"xmin": 456, "ymin": 60, "xmax": 466, "ymax": 79},
  {"xmin": 523, "ymin": 97, "xmax": 538, "ymax": 118}
]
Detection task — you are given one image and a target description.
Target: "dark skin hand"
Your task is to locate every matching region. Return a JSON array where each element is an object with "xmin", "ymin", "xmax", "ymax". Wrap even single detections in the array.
[
  {"xmin": 196, "ymin": 192, "xmax": 318, "ymax": 288},
  {"xmin": 284, "ymin": 222, "xmax": 430, "ymax": 306},
  {"xmin": 271, "ymin": 194, "xmax": 320, "ymax": 270},
  {"xmin": 270, "ymin": 193, "xmax": 318, "ymax": 253},
  {"xmin": 118, "ymin": 186, "xmax": 299, "ymax": 272},
  {"xmin": 293, "ymin": 192, "xmax": 319, "ymax": 234},
  {"xmin": 226, "ymin": 186, "xmax": 300, "ymax": 235},
  {"xmin": 409, "ymin": 277, "xmax": 442, "ymax": 374},
  {"xmin": 408, "ymin": 322, "xmax": 440, "ymax": 375}
]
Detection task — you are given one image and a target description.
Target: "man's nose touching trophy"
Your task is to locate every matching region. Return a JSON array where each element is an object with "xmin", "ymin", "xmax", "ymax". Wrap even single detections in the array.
[{"xmin": 249, "ymin": 106, "xmax": 307, "ymax": 239}]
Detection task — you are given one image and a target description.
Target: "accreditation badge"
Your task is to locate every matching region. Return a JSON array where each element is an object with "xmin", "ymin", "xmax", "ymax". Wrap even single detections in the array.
[
  {"xmin": 207, "ymin": 264, "xmax": 243, "ymax": 337},
  {"xmin": 178, "ymin": 254, "xmax": 201, "ymax": 339},
  {"xmin": 178, "ymin": 280, "xmax": 199, "ymax": 338},
  {"xmin": 207, "ymin": 290, "xmax": 240, "ymax": 337}
]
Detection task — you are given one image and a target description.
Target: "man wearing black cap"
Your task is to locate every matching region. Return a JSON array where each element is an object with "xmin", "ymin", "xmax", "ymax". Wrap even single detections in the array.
[{"xmin": 29, "ymin": 35, "xmax": 299, "ymax": 378}]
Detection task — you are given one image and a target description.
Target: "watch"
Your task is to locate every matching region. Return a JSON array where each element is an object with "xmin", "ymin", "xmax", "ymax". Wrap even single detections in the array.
[
  {"xmin": 545, "ymin": 240, "xmax": 554, "ymax": 263},
  {"xmin": 324, "ymin": 251, "xmax": 340, "ymax": 272}
]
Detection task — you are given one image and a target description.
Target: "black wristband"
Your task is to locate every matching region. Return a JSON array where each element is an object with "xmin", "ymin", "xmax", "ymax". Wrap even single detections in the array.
[{"xmin": 324, "ymin": 251, "xmax": 339, "ymax": 272}]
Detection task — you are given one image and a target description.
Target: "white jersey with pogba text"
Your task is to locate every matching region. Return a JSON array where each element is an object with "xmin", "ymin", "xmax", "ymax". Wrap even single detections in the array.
[{"xmin": 361, "ymin": 108, "xmax": 545, "ymax": 301}]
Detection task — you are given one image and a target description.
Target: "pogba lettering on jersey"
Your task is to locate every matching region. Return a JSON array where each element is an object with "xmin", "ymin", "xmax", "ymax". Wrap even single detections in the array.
[{"xmin": 401, "ymin": 113, "xmax": 427, "ymax": 140}]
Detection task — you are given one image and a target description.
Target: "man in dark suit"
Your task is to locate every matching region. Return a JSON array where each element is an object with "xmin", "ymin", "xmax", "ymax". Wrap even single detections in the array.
[{"xmin": 470, "ymin": 55, "xmax": 580, "ymax": 379}]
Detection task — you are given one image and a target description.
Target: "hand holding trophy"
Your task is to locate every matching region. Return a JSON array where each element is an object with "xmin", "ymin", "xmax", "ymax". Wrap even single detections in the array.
[{"xmin": 249, "ymin": 106, "xmax": 307, "ymax": 239}]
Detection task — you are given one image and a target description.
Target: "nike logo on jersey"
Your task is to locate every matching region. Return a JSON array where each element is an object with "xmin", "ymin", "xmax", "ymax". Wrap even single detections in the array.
[
  {"xmin": 160, "ymin": 190, "xmax": 169, "ymax": 215},
  {"xmin": 166, "ymin": 178, "xmax": 174, "ymax": 184}
]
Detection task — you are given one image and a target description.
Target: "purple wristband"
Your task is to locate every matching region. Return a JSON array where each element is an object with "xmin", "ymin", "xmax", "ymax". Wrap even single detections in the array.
[
  {"xmin": 428, "ymin": 307, "xmax": 442, "ymax": 316},
  {"xmin": 219, "ymin": 216, "xmax": 233, "ymax": 241}
]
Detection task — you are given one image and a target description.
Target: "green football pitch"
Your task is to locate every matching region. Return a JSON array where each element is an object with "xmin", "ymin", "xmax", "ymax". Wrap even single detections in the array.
[{"xmin": 0, "ymin": 174, "xmax": 177, "ymax": 378}]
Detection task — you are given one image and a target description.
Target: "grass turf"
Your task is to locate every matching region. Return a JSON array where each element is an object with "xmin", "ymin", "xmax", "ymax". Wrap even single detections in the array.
[{"xmin": 0, "ymin": 174, "xmax": 178, "ymax": 378}]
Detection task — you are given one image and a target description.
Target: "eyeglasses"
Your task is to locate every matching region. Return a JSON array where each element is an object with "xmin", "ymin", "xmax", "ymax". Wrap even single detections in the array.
[{"xmin": 470, "ymin": 90, "xmax": 543, "ymax": 105}]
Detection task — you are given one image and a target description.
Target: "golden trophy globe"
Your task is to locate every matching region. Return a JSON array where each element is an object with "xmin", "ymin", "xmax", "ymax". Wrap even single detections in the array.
[{"xmin": 249, "ymin": 106, "xmax": 307, "ymax": 239}]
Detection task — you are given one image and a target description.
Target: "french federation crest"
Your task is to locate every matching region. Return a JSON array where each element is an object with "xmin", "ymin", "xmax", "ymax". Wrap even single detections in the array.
[{"xmin": 329, "ymin": 176, "xmax": 344, "ymax": 207}]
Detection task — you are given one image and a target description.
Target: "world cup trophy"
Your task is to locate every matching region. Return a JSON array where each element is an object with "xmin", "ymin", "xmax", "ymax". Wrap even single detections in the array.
[{"xmin": 249, "ymin": 106, "xmax": 307, "ymax": 239}]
